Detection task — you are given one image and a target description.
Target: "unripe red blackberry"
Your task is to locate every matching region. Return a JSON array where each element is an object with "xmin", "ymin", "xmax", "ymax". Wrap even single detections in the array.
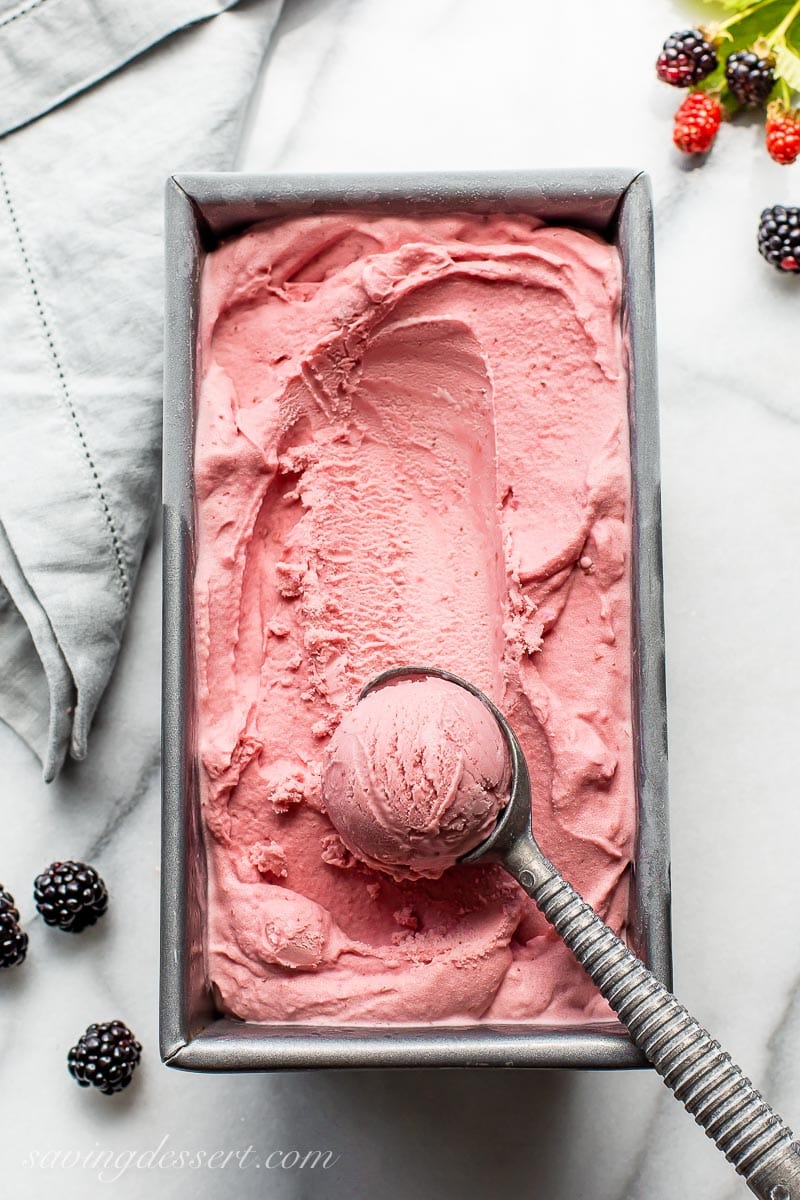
[
  {"xmin": 673, "ymin": 92, "xmax": 723, "ymax": 155},
  {"xmin": 765, "ymin": 102, "xmax": 800, "ymax": 165}
]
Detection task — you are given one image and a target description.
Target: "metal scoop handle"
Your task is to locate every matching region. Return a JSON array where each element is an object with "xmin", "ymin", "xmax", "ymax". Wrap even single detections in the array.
[
  {"xmin": 363, "ymin": 667, "xmax": 800, "ymax": 1200},
  {"xmin": 506, "ymin": 835, "xmax": 800, "ymax": 1200}
]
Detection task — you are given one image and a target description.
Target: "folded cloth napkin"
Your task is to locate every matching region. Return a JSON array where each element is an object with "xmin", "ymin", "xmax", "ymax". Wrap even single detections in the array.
[{"xmin": 0, "ymin": 0, "xmax": 284, "ymax": 779}]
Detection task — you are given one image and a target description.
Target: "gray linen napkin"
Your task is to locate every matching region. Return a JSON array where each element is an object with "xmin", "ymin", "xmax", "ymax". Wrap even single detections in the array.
[{"xmin": 0, "ymin": 0, "xmax": 284, "ymax": 779}]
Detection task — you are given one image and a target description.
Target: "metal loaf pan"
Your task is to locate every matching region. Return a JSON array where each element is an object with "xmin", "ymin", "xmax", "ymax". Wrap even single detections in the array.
[{"xmin": 161, "ymin": 170, "xmax": 670, "ymax": 1071}]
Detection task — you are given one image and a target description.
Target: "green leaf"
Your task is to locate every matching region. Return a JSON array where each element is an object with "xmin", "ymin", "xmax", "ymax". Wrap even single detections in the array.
[
  {"xmin": 785, "ymin": 9, "xmax": 800, "ymax": 53},
  {"xmin": 699, "ymin": 0, "xmax": 777, "ymax": 11},
  {"xmin": 717, "ymin": 1, "xmax": 793, "ymax": 52},
  {"xmin": 775, "ymin": 40, "xmax": 800, "ymax": 87},
  {"xmin": 703, "ymin": 0, "xmax": 768, "ymax": 10}
]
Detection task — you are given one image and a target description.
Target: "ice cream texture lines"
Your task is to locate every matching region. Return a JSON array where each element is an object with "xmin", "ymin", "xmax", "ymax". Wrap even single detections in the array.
[{"xmin": 195, "ymin": 211, "xmax": 634, "ymax": 1024}]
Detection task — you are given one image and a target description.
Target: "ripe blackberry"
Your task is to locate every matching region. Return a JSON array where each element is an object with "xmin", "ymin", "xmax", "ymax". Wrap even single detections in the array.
[
  {"xmin": 758, "ymin": 206, "xmax": 800, "ymax": 273},
  {"xmin": 68, "ymin": 1020, "xmax": 142, "ymax": 1095},
  {"xmin": 725, "ymin": 50, "xmax": 775, "ymax": 107},
  {"xmin": 657, "ymin": 29, "xmax": 718, "ymax": 87},
  {"xmin": 34, "ymin": 860, "xmax": 108, "ymax": 932},
  {"xmin": 673, "ymin": 92, "xmax": 722, "ymax": 155},
  {"xmin": 0, "ymin": 914, "xmax": 28, "ymax": 968},
  {"xmin": 0, "ymin": 899, "xmax": 28, "ymax": 968},
  {"xmin": 766, "ymin": 103, "xmax": 800, "ymax": 165},
  {"xmin": 0, "ymin": 886, "xmax": 20, "ymax": 922}
]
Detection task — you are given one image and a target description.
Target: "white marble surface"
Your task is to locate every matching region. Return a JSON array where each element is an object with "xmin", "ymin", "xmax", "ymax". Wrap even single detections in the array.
[{"xmin": 2, "ymin": 0, "xmax": 800, "ymax": 1197}]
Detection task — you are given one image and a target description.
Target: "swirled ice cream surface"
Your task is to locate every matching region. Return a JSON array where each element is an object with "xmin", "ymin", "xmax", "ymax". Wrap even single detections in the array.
[{"xmin": 195, "ymin": 212, "xmax": 634, "ymax": 1024}]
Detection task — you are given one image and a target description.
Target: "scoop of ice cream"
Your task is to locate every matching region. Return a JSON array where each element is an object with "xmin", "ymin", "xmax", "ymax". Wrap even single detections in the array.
[{"xmin": 321, "ymin": 677, "xmax": 510, "ymax": 881}]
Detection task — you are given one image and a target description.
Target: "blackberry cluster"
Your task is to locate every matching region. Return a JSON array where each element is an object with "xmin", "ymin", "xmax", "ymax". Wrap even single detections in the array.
[
  {"xmin": 3, "ymin": 859, "xmax": 140, "ymax": 1094},
  {"xmin": 725, "ymin": 50, "xmax": 775, "ymax": 107},
  {"xmin": 34, "ymin": 860, "xmax": 108, "ymax": 933},
  {"xmin": 758, "ymin": 206, "xmax": 800, "ymax": 273},
  {"xmin": 0, "ymin": 886, "xmax": 28, "ymax": 968},
  {"xmin": 656, "ymin": 29, "xmax": 718, "ymax": 87},
  {"xmin": 68, "ymin": 1021, "xmax": 142, "ymax": 1095}
]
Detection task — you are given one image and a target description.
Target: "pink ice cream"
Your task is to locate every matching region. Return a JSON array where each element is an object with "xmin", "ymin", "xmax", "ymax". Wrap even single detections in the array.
[
  {"xmin": 322, "ymin": 677, "xmax": 510, "ymax": 881},
  {"xmin": 195, "ymin": 211, "xmax": 634, "ymax": 1025}
]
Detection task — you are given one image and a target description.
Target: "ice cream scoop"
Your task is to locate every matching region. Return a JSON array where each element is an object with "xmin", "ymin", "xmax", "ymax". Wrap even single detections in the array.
[
  {"xmin": 330, "ymin": 666, "xmax": 800, "ymax": 1200},
  {"xmin": 321, "ymin": 677, "xmax": 510, "ymax": 881}
]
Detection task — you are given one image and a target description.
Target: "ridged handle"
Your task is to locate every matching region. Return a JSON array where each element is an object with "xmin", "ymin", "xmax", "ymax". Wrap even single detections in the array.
[{"xmin": 517, "ymin": 857, "xmax": 800, "ymax": 1199}]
